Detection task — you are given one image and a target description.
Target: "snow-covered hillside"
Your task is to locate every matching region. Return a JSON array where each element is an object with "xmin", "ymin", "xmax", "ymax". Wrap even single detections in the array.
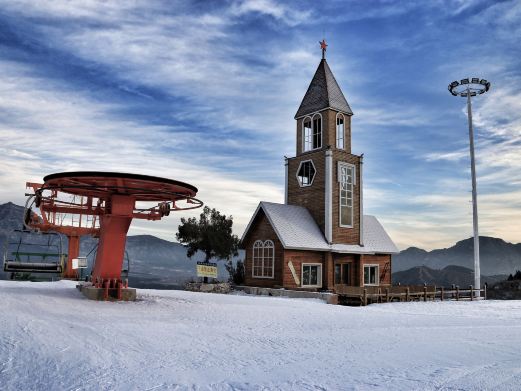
[{"xmin": 1, "ymin": 281, "xmax": 520, "ymax": 390}]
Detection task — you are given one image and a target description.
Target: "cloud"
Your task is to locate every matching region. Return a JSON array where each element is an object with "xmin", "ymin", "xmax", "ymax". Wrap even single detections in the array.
[
  {"xmin": 0, "ymin": 0, "xmax": 308, "ymax": 241},
  {"xmin": 374, "ymin": 188, "xmax": 521, "ymax": 250},
  {"xmin": 0, "ymin": 59, "xmax": 283, "ymax": 238},
  {"xmin": 230, "ymin": 0, "xmax": 311, "ymax": 26},
  {"xmin": 355, "ymin": 105, "xmax": 435, "ymax": 127},
  {"xmin": 0, "ymin": 0, "xmax": 520, "ymax": 253},
  {"xmin": 424, "ymin": 149, "xmax": 468, "ymax": 162}
]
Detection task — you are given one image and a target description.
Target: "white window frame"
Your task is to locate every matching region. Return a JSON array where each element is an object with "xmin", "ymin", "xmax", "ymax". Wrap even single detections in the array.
[
  {"xmin": 336, "ymin": 113, "xmax": 345, "ymax": 149},
  {"xmin": 302, "ymin": 116, "xmax": 312, "ymax": 152},
  {"xmin": 363, "ymin": 264, "xmax": 379, "ymax": 286},
  {"xmin": 338, "ymin": 162, "xmax": 356, "ymax": 228},
  {"xmin": 252, "ymin": 240, "xmax": 275, "ymax": 279},
  {"xmin": 312, "ymin": 113, "xmax": 322, "ymax": 150},
  {"xmin": 302, "ymin": 112, "xmax": 322, "ymax": 152},
  {"xmin": 296, "ymin": 159, "xmax": 316, "ymax": 187},
  {"xmin": 301, "ymin": 263, "xmax": 322, "ymax": 288}
]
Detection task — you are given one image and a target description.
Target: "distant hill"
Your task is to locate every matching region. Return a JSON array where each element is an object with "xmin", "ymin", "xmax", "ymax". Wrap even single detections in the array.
[
  {"xmin": 0, "ymin": 201, "xmax": 26, "ymax": 235},
  {"xmin": 392, "ymin": 265, "xmax": 507, "ymax": 287},
  {"xmin": 394, "ymin": 237, "xmax": 521, "ymax": 275},
  {"xmin": 0, "ymin": 202, "xmax": 239, "ymax": 287},
  {"xmin": 3, "ymin": 202, "xmax": 519, "ymax": 287}
]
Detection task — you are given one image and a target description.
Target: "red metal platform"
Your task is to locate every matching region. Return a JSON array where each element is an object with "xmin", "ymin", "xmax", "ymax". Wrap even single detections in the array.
[{"xmin": 25, "ymin": 171, "xmax": 202, "ymax": 298}]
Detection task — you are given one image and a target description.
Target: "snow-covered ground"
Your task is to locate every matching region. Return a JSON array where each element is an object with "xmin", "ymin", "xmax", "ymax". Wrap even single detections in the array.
[{"xmin": 1, "ymin": 281, "xmax": 520, "ymax": 391}]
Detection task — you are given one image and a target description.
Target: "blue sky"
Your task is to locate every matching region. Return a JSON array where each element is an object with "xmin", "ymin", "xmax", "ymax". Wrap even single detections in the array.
[{"xmin": 0, "ymin": 0, "xmax": 520, "ymax": 250}]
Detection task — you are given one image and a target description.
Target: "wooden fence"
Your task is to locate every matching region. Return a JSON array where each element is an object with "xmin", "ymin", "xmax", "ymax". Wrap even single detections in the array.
[{"xmin": 335, "ymin": 284, "xmax": 487, "ymax": 306}]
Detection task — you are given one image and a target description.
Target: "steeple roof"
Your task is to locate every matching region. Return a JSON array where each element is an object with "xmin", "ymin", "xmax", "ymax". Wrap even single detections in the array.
[{"xmin": 294, "ymin": 59, "xmax": 353, "ymax": 119}]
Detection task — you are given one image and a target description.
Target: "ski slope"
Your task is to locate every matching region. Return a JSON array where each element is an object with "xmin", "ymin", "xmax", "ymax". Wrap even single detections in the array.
[{"xmin": 1, "ymin": 280, "xmax": 520, "ymax": 390}]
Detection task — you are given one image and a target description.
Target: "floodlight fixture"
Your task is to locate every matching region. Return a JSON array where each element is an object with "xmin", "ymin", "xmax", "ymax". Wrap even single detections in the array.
[
  {"xmin": 447, "ymin": 77, "xmax": 491, "ymax": 297},
  {"xmin": 449, "ymin": 78, "xmax": 490, "ymax": 97}
]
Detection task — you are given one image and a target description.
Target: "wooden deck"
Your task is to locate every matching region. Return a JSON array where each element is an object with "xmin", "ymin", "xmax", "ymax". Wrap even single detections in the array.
[{"xmin": 335, "ymin": 285, "xmax": 487, "ymax": 306}]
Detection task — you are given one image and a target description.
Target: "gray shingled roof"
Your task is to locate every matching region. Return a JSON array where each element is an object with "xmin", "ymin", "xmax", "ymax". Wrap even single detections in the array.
[
  {"xmin": 331, "ymin": 215, "xmax": 399, "ymax": 254},
  {"xmin": 294, "ymin": 59, "xmax": 353, "ymax": 119},
  {"xmin": 241, "ymin": 202, "xmax": 398, "ymax": 254}
]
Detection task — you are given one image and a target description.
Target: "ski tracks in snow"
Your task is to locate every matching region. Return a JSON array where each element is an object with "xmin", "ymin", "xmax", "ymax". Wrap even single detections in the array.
[{"xmin": 1, "ymin": 281, "xmax": 521, "ymax": 390}]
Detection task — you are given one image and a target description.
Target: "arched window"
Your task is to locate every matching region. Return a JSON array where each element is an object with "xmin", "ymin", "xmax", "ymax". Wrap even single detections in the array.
[
  {"xmin": 303, "ymin": 117, "xmax": 312, "ymax": 152},
  {"xmin": 336, "ymin": 113, "xmax": 344, "ymax": 149},
  {"xmin": 303, "ymin": 114, "xmax": 322, "ymax": 152},
  {"xmin": 252, "ymin": 240, "xmax": 274, "ymax": 278},
  {"xmin": 312, "ymin": 113, "xmax": 322, "ymax": 150}
]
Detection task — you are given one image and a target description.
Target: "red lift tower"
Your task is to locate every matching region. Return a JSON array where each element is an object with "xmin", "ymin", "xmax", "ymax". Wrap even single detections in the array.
[{"xmin": 25, "ymin": 171, "xmax": 202, "ymax": 300}]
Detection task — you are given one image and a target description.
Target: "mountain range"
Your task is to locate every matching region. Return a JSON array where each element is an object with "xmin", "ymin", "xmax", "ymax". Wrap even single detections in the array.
[
  {"xmin": 392, "ymin": 265, "xmax": 506, "ymax": 287},
  {"xmin": 393, "ymin": 237, "xmax": 521, "ymax": 275},
  {"xmin": 0, "ymin": 202, "xmax": 234, "ymax": 288},
  {"xmin": 1, "ymin": 202, "xmax": 519, "ymax": 288}
]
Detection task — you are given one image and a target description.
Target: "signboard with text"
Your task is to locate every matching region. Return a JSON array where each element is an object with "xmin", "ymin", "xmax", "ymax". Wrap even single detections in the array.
[
  {"xmin": 72, "ymin": 257, "xmax": 88, "ymax": 270},
  {"xmin": 196, "ymin": 262, "xmax": 218, "ymax": 278}
]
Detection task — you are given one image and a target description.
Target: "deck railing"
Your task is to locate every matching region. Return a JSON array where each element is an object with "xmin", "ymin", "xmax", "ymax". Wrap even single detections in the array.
[{"xmin": 335, "ymin": 284, "xmax": 487, "ymax": 306}]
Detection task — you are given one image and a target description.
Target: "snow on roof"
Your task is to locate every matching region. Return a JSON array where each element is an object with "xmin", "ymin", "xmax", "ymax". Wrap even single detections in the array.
[
  {"xmin": 258, "ymin": 202, "xmax": 330, "ymax": 251},
  {"xmin": 241, "ymin": 201, "xmax": 398, "ymax": 254},
  {"xmin": 331, "ymin": 215, "xmax": 399, "ymax": 254}
]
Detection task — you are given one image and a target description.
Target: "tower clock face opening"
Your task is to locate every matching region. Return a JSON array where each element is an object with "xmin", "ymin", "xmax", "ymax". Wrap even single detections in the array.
[{"xmin": 297, "ymin": 160, "xmax": 316, "ymax": 187}]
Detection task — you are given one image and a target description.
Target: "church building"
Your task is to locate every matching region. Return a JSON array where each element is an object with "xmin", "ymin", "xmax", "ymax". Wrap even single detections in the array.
[{"xmin": 240, "ymin": 41, "xmax": 398, "ymax": 292}]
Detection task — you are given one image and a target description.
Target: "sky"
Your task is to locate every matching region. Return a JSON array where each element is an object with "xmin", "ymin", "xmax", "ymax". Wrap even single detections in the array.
[{"xmin": 0, "ymin": 0, "xmax": 520, "ymax": 251}]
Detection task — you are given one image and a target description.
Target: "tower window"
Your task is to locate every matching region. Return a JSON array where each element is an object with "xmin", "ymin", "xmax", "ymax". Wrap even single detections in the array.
[
  {"xmin": 312, "ymin": 114, "xmax": 322, "ymax": 150},
  {"xmin": 297, "ymin": 160, "xmax": 316, "ymax": 187},
  {"xmin": 303, "ymin": 114, "xmax": 322, "ymax": 152},
  {"xmin": 338, "ymin": 162, "xmax": 355, "ymax": 227},
  {"xmin": 303, "ymin": 117, "xmax": 312, "ymax": 152},
  {"xmin": 336, "ymin": 114, "xmax": 344, "ymax": 149}
]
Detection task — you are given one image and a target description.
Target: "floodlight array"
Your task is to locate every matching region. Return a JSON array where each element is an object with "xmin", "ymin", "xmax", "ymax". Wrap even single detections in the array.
[{"xmin": 448, "ymin": 78, "xmax": 491, "ymax": 97}]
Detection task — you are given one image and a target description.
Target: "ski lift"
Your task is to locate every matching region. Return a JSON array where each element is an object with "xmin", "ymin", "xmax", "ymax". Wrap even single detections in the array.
[
  {"xmin": 122, "ymin": 250, "xmax": 130, "ymax": 281},
  {"xmin": 83, "ymin": 245, "xmax": 130, "ymax": 282},
  {"xmin": 3, "ymin": 229, "xmax": 65, "ymax": 275}
]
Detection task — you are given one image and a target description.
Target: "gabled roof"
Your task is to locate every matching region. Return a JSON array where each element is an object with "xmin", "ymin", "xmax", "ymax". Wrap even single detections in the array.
[
  {"xmin": 242, "ymin": 202, "xmax": 329, "ymax": 251},
  {"xmin": 330, "ymin": 215, "xmax": 399, "ymax": 254},
  {"xmin": 241, "ymin": 202, "xmax": 399, "ymax": 254},
  {"xmin": 294, "ymin": 59, "xmax": 353, "ymax": 119}
]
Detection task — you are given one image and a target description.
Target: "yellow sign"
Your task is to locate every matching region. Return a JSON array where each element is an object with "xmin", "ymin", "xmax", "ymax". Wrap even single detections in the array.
[{"xmin": 197, "ymin": 262, "xmax": 218, "ymax": 278}]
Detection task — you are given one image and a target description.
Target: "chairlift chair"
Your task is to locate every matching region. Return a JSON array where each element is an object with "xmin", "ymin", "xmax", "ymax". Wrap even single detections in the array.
[{"xmin": 3, "ymin": 230, "xmax": 64, "ymax": 274}]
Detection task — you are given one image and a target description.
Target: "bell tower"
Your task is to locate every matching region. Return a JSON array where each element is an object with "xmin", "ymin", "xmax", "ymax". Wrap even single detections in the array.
[{"xmin": 285, "ymin": 41, "xmax": 363, "ymax": 246}]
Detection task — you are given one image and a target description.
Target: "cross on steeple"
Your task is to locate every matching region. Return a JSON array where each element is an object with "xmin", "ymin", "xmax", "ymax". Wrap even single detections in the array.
[{"xmin": 319, "ymin": 39, "xmax": 327, "ymax": 59}]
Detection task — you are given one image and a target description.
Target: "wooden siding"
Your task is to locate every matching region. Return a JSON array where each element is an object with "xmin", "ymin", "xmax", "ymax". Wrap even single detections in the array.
[
  {"xmin": 290, "ymin": 108, "xmax": 362, "ymax": 245},
  {"xmin": 331, "ymin": 150, "xmax": 361, "ymax": 245},
  {"xmin": 242, "ymin": 209, "xmax": 284, "ymax": 288},
  {"xmin": 283, "ymin": 249, "xmax": 325, "ymax": 290},
  {"xmin": 361, "ymin": 254, "xmax": 392, "ymax": 286},
  {"xmin": 295, "ymin": 109, "xmax": 352, "ymax": 155},
  {"xmin": 287, "ymin": 149, "xmax": 326, "ymax": 234},
  {"xmin": 332, "ymin": 253, "xmax": 358, "ymax": 285}
]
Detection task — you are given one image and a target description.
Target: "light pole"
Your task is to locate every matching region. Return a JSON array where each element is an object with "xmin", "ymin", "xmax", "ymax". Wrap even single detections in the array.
[{"xmin": 448, "ymin": 78, "xmax": 490, "ymax": 296}]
